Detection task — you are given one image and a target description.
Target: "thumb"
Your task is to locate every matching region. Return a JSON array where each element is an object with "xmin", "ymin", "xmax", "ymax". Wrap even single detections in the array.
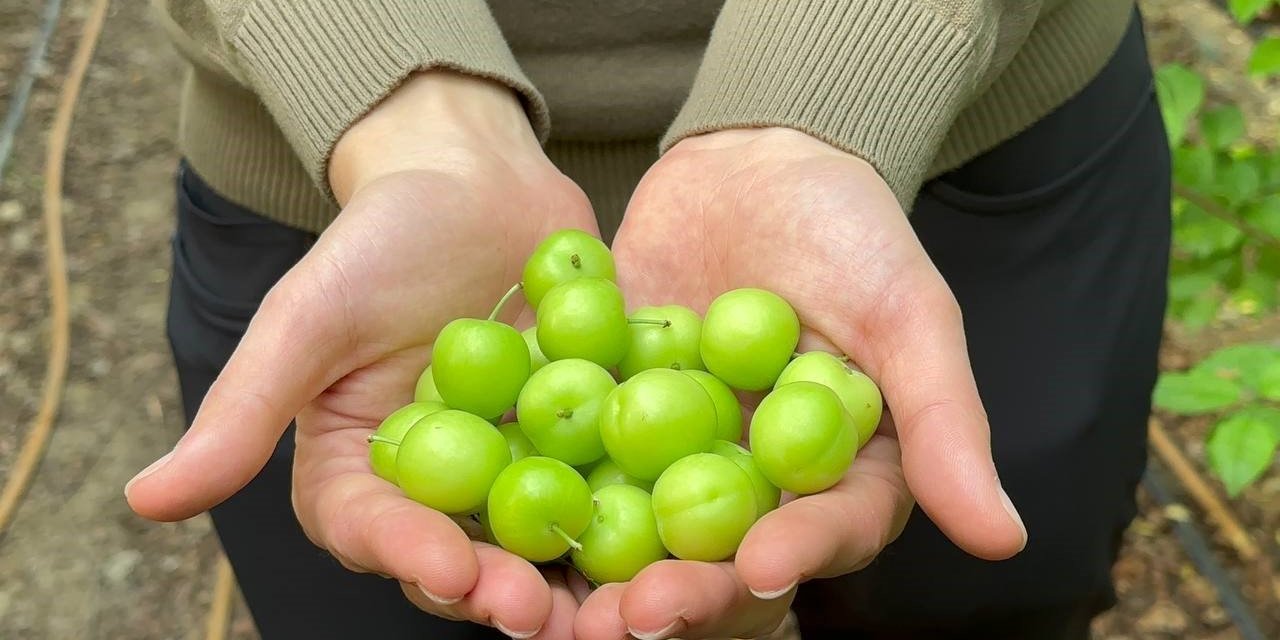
[
  {"xmin": 125, "ymin": 270, "xmax": 352, "ymax": 521},
  {"xmin": 835, "ymin": 269, "xmax": 1027, "ymax": 561}
]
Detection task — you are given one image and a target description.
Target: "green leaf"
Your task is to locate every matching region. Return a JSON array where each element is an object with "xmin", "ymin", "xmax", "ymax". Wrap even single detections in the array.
[
  {"xmin": 1169, "ymin": 271, "xmax": 1217, "ymax": 303},
  {"xmin": 1230, "ymin": 270, "xmax": 1279, "ymax": 315},
  {"xmin": 1215, "ymin": 161, "xmax": 1261, "ymax": 206},
  {"xmin": 1206, "ymin": 407, "xmax": 1280, "ymax": 496},
  {"xmin": 1243, "ymin": 195, "xmax": 1280, "ymax": 238},
  {"xmin": 1248, "ymin": 37, "xmax": 1280, "ymax": 77},
  {"xmin": 1179, "ymin": 292, "xmax": 1223, "ymax": 330},
  {"xmin": 1173, "ymin": 202, "xmax": 1244, "ymax": 257},
  {"xmin": 1200, "ymin": 105, "xmax": 1246, "ymax": 150},
  {"xmin": 1173, "ymin": 144, "xmax": 1216, "ymax": 189},
  {"xmin": 1195, "ymin": 343, "xmax": 1280, "ymax": 389},
  {"xmin": 1155, "ymin": 64, "xmax": 1205, "ymax": 146},
  {"xmin": 1257, "ymin": 361, "xmax": 1280, "ymax": 401},
  {"xmin": 1261, "ymin": 150, "xmax": 1280, "ymax": 189},
  {"xmin": 1230, "ymin": 0, "xmax": 1271, "ymax": 23},
  {"xmin": 1152, "ymin": 370, "xmax": 1243, "ymax": 414}
]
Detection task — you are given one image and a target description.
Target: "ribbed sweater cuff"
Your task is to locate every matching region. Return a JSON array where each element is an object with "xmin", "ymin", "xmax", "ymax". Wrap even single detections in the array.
[
  {"xmin": 231, "ymin": 1, "xmax": 548, "ymax": 202},
  {"xmin": 662, "ymin": 0, "xmax": 981, "ymax": 209}
]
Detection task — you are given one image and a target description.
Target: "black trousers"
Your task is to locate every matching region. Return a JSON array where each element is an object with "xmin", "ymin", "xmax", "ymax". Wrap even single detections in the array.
[{"xmin": 165, "ymin": 13, "xmax": 1169, "ymax": 640}]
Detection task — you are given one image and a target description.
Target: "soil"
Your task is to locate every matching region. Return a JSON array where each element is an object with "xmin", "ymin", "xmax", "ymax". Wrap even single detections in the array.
[{"xmin": 0, "ymin": 0, "xmax": 1276, "ymax": 638}]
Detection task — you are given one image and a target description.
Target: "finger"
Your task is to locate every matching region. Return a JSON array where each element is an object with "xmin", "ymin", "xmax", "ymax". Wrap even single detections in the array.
[
  {"xmin": 619, "ymin": 560, "xmax": 794, "ymax": 640},
  {"xmin": 859, "ymin": 271, "xmax": 1027, "ymax": 560},
  {"xmin": 574, "ymin": 582, "xmax": 629, "ymax": 640},
  {"xmin": 398, "ymin": 543, "xmax": 553, "ymax": 638},
  {"xmin": 125, "ymin": 270, "xmax": 353, "ymax": 521},
  {"xmin": 308, "ymin": 470, "xmax": 482, "ymax": 604},
  {"xmin": 532, "ymin": 567, "xmax": 580, "ymax": 640},
  {"xmin": 735, "ymin": 436, "xmax": 912, "ymax": 596}
]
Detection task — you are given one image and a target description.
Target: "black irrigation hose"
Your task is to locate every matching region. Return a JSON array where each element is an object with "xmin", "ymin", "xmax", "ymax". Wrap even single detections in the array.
[
  {"xmin": 1142, "ymin": 459, "xmax": 1268, "ymax": 640},
  {"xmin": 0, "ymin": 0, "xmax": 63, "ymax": 188}
]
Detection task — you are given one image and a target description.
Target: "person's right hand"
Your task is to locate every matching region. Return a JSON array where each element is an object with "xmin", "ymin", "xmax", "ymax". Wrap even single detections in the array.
[{"xmin": 125, "ymin": 71, "xmax": 594, "ymax": 639}]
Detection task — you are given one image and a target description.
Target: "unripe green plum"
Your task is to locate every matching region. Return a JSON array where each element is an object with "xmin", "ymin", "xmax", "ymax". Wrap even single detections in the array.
[
  {"xmin": 651, "ymin": 453, "xmax": 757, "ymax": 561},
  {"xmin": 498, "ymin": 422, "xmax": 539, "ymax": 462},
  {"xmin": 522, "ymin": 229, "xmax": 616, "ymax": 310},
  {"xmin": 684, "ymin": 370, "xmax": 743, "ymax": 443},
  {"xmin": 487, "ymin": 456, "xmax": 594, "ymax": 562},
  {"xmin": 368, "ymin": 401, "xmax": 447, "ymax": 484},
  {"xmin": 516, "ymin": 358, "xmax": 616, "ymax": 466},
  {"xmin": 413, "ymin": 365, "xmax": 444, "ymax": 403},
  {"xmin": 432, "ymin": 318, "xmax": 530, "ymax": 418},
  {"xmin": 599, "ymin": 368, "xmax": 717, "ymax": 481},
  {"xmin": 571, "ymin": 484, "xmax": 668, "ymax": 584},
  {"xmin": 396, "ymin": 410, "xmax": 510, "ymax": 514},
  {"xmin": 536, "ymin": 278, "xmax": 629, "ymax": 368},
  {"xmin": 616, "ymin": 305, "xmax": 704, "ymax": 380},
  {"xmin": 775, "ymin": 351, "xmax": 882, "ymax": 447},
  {"xmin": 585, "ymin": 457, "xmax": 654, "ymax": 493},
  {"xmin": 710, "ymin": 440, "xmax": 781, "ymax": 519},
  {"xmin": 750, "ymin": 381, "xmax": 857, "ymax": 494},
  {"xmin": 700, "ymin": 288, "xmax": 799, "ymax": 391}
]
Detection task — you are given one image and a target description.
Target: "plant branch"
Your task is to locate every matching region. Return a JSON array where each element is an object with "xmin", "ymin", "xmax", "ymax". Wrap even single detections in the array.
[
  {"xmin": 1147, "ymin": 417, "xmax": 1260, "ymax": 562},
  {"xmin": 1174, "ymin": 183, "xmax": 1280, "ymax": 252}
]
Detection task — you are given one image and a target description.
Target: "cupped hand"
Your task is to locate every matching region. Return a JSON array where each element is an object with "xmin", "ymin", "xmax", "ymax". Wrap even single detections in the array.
[
  {"xmin": 125, "ymin": 72, "xmax": 593, "ymax": 639},
  {"xmin": 576, "ymin": 128, "xmax": 1028, "ymax": 640}
]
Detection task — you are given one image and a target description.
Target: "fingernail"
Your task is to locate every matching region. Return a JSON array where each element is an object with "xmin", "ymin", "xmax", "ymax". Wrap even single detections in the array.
[
  {"xmin": 628, "ymin": 620, "xmax": 682, "ymax": 640},
  {"xmin": 494, "ymin": 620, "xmax": 541, "ymax": 639},
  {"xmin": 419, "ymin": 585, "xmax": 462, "ymax": 606},
  {"xmin": 997, "ymin": 482, "xmax": 1028, "ymax": 550},
  {"xmin": 749, "ymin": 580, "xmax": 797, "ymax": 600},
  {"xmin": 125, "ymin": 450, "xmax": 174, "ymax": 498}
]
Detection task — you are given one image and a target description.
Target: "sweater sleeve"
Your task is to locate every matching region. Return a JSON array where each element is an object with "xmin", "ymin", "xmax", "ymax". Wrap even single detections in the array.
[
  {"xmin": 661, "ymin": 0, "xmax": 1013, "ymax": 209},
  {"xmin": 198, "ymin": 0, "xmax": 548, "ymax": 200}
]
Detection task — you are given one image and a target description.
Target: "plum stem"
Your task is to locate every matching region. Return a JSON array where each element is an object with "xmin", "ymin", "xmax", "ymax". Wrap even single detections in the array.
[
  {"xmin": 570, "ymin": 253, "xmax": 582, "ymax": 269},
  {"xmin": 367, "ymin": 434, "xmax": 401, "ymax": 446},
  {"xmin": 488, "ymin": 282, "xmax": 524, "ymax": 322},
  {"xmin": 550, "ymin": 523, "xmax": 583, "ymax": 551},
  {"xmin": 628, "ymin": 318, "xmax": 671, "ymax": 328},
  {"xmin": 556, "ymin": 408, "xmax": 574, "ymax": 419}
]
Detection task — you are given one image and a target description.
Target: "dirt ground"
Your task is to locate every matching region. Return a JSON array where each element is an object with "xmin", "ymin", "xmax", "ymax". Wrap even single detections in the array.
[{"xmin": 0, "ymin": 1, "xmax": 1276, "ymax": 639}]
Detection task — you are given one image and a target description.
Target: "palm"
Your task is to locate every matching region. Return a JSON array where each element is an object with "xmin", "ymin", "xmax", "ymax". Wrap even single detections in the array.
[
  {"xmin": 131, "ymin": 159, "xmax": 597, "ymax": 638},
  {"xmin": 575, "ymin": 129, "xmax": 1025, "ymax": 640}
]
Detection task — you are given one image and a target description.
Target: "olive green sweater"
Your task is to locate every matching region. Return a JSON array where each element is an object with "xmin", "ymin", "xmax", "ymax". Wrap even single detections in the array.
[{"xmin": 153, "ymin": 1, "xmax": 1134, "ymax": 234}]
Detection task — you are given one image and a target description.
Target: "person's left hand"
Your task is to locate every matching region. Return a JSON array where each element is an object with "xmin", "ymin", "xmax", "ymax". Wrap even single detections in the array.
[{"xmin": 574, "ymin": 128, "xmax": 1026, "ymax": 640}]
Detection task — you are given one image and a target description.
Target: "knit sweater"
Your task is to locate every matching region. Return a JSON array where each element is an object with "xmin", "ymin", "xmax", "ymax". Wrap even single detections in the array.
[{"xmin": 153, "ymin": 1, "xmax": 1135, "ymax": 234}]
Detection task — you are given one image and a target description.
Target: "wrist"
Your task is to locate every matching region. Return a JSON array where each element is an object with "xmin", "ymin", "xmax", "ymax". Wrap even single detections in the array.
[
  {"xmin": 329, "ymin": 70, "xmax": 542, "ymax": 204},
  {"xmin": 670, "ymin": 127, "xmax": 881, "ymax": 178}
]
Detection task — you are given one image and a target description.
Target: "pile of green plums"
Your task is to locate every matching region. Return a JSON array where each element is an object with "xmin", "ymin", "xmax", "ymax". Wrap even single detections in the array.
[{"xmin": 367, "ymin": 229, "xmax": 883, "ymax": 585}]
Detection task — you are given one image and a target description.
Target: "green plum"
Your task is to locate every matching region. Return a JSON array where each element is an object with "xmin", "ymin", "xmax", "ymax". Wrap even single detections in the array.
[
  {"xmin": 536, "ymin": 278, "xmax": 630, "ymax": 368},
  {"xmin": 522, "ymin": 326, "xmax": 550, "ymax": 374},
  {"xmin": 498, "ymin": 421, "xmax": 539, "ymax": 462},
  {"xmin": 651, "ymin": 453, "xmax": 757, "ymax": 561},
  {"xmin": 684, "ymin": 369, "xmax": 744, "ymax": 443},
  {"xmin": 413, "ymin": 365, "xmax": 444, "ymax": 403},
  {"xmin": 571, "ymin": 484, "xmax": 668, "ymax": 584},
  {"xmin": 487, "ymin": 456, "xmax": 594, "ymax": 562},
  {"xmin": 616, "ymin": 305, "xmax": 704, "ymax": 380},
  {"xmin": 395, "ymin": 410, "xmax": 510, "ymax": 514},
  {"xmin": 522, "ymin": 229, "xmax": 616, "ymax": 309},
  {"xmin": 710, "ymin": 440, "xmax": 781, "ymax": 518},
  {"xmin": 775, "ymin": 351, "xmax": 882, "ymax": 447},
  {"xmin": 367, "ymin": 401, "xmax": 447, "ymax": 484},
  {"xmin": 432, "ymin": 318, "xmax": 530, "ymax": 419},
  {"xmin": 599, "ymin": 368, "xmax": 718, "ymax": 481},
  {"xmin": 585, "ymin": 457, "xmax": 654, "ymax": 493},
  {"xmin": 700, "ymin": 288, "xmax": 799, "ymax": 391},
  {"xmin": 516, "ymin": 358, "xmax": 616, "ymax": 466},
  {"xmin": 750, "ymin": 381, "xmax": 857, "ymax": 494}
]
